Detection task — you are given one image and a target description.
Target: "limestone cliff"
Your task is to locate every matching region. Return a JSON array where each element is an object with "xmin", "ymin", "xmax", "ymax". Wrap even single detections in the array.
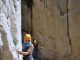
[
  {"xmin": 0, "ymin": 0, "xmax": 22, "ymax": 60},
  {"xmin": 32, "ymin": 0, "xmax": 80, "ymax": 60}
]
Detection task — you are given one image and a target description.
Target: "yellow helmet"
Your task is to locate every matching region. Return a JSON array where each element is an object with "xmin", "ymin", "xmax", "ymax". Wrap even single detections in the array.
[
  {"xmin": 24, "ymin": 34, "xmax": 31, "ymax": 41},
  {"xmin": 34, "ymin": 40, "xmax": 37, "ymax": 44}
]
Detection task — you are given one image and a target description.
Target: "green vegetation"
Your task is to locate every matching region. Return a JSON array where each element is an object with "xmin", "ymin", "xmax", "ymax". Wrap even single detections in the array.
[{"xmin": 12, "ymin": 34, "xmax": 18, "ymax": 46}]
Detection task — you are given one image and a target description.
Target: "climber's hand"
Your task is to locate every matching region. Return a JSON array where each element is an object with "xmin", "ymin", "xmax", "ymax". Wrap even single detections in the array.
[{"xmin": 16, "ymin": 50, "xmax": 23, "ymax": 55}]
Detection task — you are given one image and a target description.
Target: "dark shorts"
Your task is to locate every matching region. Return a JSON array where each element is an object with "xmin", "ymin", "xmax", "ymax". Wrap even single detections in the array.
[{"xmin": 23, "ymin": 56, "xmax": 34, "ymax": 60}]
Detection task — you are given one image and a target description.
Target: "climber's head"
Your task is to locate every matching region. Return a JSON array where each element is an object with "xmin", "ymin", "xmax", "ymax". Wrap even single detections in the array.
[
  {"xmin": 34, "ymin": 40, "xmax": 37, "ymax": 44},
  {"xmin": 24, "ymin": 34, "xmax": 31, "ymax": 42}
]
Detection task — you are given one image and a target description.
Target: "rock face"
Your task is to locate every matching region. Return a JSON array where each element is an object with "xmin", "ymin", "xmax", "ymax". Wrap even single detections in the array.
[
  {"xmin": 1, "ymin": 0, "xmax": 80, "ymax": 60},
  {"xmin": 0, "ymin": 0, "xmax": 22, "ymax": 60},
  {"xmin": 21, "ymin": 0, "xmax": 32, "ymax": 34},
  {"xmin": 31, "ymin": 0, "xmax": 80, "ymax": 60},
  {"xmin": 68, "ymin": 0, "xmax": 80, "ymax": 60},
  {"xmin": 21, "ymin": 0, "xmax": 32, "ymax": 39}
]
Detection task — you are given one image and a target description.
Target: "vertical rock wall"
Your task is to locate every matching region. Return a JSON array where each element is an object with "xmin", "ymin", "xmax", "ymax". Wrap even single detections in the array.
[
  {"xmin": 32, "ymin": 0, "xmax": 80, "ymax": 60},
  {"xmin": 68, "ymin": 0, "xmax": 80, "ymax": 60},
  {"xmin": 0, "ymin": 0, "xmax": 22, "ymax": 60},
  {"xmin": 21, "ymin": 0, "xmax": 32, "ymax": 34}
]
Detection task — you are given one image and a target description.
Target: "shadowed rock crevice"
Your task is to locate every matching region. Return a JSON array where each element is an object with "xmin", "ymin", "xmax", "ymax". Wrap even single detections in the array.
[
  {"xmin": 54, "ymin": 0, "xmax": 68, "ymax": 16},
  {"xmin": 67, "ymin": 1, "xmax": 72, "ymax": 59},
  {"xmin": 67, "ymin": 12, "xmax": 72, "ymax": 59}
]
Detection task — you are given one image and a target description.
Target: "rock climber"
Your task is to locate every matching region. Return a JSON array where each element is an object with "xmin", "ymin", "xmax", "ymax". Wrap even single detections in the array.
[
  {"xmin": 32, "ymin": 40, "xmax": 44, "ymax": 60},
  {"xmin": 16, "ymin": 34, "xmax": 34, "ymax": 60}
]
